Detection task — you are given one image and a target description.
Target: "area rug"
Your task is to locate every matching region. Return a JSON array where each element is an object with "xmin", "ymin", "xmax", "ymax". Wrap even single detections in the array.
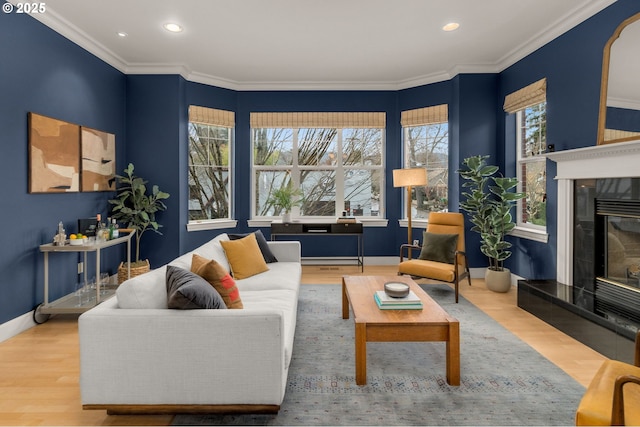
[{"xmin": 173, "ymin": 284, "xmax": 585, "ymax": 426}]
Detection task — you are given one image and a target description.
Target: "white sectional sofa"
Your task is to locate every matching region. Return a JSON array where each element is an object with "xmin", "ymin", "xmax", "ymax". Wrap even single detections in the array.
[{"xmin": 78, "ymin": 233, "xmax": 301, "ymax": 414}]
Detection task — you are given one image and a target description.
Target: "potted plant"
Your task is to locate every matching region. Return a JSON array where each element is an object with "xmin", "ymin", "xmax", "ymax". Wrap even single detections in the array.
[
  {"xmin": 267, "ymin": 183, "xmax": 304, "ymax": 223},
  {"xmin": 108, "ymin": 163, "xmax": 170, "ymax": 281},
  {"xmin": 458, "ymin": 155, "xmax": 525, "ymax": 292}
]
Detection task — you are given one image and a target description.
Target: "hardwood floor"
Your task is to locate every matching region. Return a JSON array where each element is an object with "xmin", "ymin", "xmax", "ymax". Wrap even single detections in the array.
[{"xmin": 0, "ymin": 264, "xmax": 605, "ymax": 426}]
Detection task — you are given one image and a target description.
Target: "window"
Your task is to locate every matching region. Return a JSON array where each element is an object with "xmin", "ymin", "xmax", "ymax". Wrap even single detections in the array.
[
  {"xmin": 251, "ymin": 112, "xmax": 385, "ymax": 219},
  {"xmin": 516, "ymin": 102, "xmax": 547, "ymax": 229},
  {"xmin": 401, "ymin": 104, "xmax": 449, "ymax": 220},
  {"xmin": 188, "ymin": 106, "xmax": 234, "ymax": 225}
]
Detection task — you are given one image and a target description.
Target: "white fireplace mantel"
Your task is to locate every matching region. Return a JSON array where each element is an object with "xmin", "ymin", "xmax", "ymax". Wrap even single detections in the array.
[{"xmin": 546, "ymin": 138, "xmax": 640, "ymax": 285}]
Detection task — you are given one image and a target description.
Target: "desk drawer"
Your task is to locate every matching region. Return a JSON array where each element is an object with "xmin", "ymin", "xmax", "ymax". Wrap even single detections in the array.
[
  {"xmin": 271, "ymin": 223, "xmax": 304, "ymax": 234},
  {"xmin": 330, "ymin": 223, "xmax": 363, "ymax": 233}
]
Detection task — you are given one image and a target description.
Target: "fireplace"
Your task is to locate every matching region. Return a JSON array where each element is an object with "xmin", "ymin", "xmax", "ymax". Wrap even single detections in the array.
[{"xmin": 517, "ymin": 140, "xmax": 640, "ymax": 362}]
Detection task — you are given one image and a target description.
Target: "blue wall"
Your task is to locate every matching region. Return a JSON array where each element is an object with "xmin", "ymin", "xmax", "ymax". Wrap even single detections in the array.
[
  {"xmin": 0, "ymin": 12, "xmax": 126, "ymax": 324},
  {"xmin": 3, "ymin": 0, "xmax": 640, "ymax": 326}
]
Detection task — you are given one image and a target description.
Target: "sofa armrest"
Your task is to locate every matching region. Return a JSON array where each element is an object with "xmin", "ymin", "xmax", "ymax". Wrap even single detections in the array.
[
  {"xmin": 266, "ymin": 241, "xmax": 301, "ymax": 263},
  {"xmin": 79, "ymin": 300, "xmax": 287, "ymax": 406}
]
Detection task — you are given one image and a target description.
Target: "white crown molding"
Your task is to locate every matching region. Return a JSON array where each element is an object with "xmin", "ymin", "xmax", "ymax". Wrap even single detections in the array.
[{"xmin": 495, "ymin": 0, "xmax": 617, "ymax": 73}]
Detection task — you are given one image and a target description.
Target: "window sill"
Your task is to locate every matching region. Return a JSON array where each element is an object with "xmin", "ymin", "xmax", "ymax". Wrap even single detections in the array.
[
  {"xmin": 510, "ymin": 226, "xmax": 548, "ymax": 243},
  {"xmin": 187, "ymin": 219, "xmax": 238, "ymax": 232},
  {"xmin": 247, "ymin": 218, "xmax": 388, "ymax": 228},
  {"xmin": 398, "ymin": 219, "xmax": 428, "ymax": 229}
]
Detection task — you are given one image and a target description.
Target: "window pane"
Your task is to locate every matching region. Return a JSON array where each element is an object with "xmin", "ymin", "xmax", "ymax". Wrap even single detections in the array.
[
  {"xmin": 188, "ymin": 166, "xmax": 229, "ymax": 220},
  {"xmin": 253, "ymin": 128, "xmax": 293, "ymax": 166},
  {"xmin": 343, "ymin": 129, "xmax": 383, "ymax": 166},
  {"xmin": 344, "ymin": 169, "xmax": 381, "ymax": 217},
  {"xmin": 255, "ymin": 170, "xmax": 293, "ymax": 216},
  {"xmin": 521, "ymin": 159, "xmax": 546, "ymax": 226},
  {"xmin": 298, "ymin": 128, "xmax": 337, "ymax": 166},
  {"xmin": 405, "ymin": 122, "xmax": 449, "ymax": 219},
  {"xmin": 300, "ymin": 170, "xmax": 336, "ymax": 216},
  {"xmin": 520, "ymin": 102, "xmax": 546, "ymax": 158}
]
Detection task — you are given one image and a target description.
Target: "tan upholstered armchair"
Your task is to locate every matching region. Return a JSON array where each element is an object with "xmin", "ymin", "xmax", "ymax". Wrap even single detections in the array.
[
  {"xmin": 398, "ymin": 212, "xmax": 471, "ymax": 303},
  {"xmin": 576, "ymin": 331, "xmax": 640, "ymax": 426}
]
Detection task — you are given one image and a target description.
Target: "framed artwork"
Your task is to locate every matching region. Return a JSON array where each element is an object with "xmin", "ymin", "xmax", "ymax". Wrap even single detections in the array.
[
  {"xmin": 28, "ymin": 112, "xmax": 80, "ymax": 193},
  {"xmin": 81, "ymin": 127, "xmax": 116, "ymax": 191}
]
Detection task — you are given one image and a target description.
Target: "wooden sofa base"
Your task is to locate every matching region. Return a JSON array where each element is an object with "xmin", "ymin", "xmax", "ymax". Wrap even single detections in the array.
[{"xmin": 83, "ymin": 404, "xmax": 280, "ymax": 415}]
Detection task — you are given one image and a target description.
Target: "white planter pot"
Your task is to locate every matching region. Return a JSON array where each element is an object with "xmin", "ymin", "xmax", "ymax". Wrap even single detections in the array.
[
  {"xmin": 485, "ymin": 267, "xmax": 511, "ymax": 293},
  {"xmin": 282, "ymin": 212, "xmax": 292, "ymax": 223}
]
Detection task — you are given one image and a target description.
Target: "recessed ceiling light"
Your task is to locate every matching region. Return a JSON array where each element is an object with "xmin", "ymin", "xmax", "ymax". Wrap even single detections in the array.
[
  {"xmin": 117, "ymin": 31, "xmax": 128, "ymax": 37},
  {"xmin": 442, "ymin": 22, "xmax": 460, "ymax": 32},
  {"xmin": 163, "ymin": 23, "xmax": 183, "ymax": 33}
]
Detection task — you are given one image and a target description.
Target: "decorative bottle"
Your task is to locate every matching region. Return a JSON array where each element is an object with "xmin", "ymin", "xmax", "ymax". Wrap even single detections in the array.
[{"xmin": 111, "ymin": 219, "xmax": 119, "ymax": 239}]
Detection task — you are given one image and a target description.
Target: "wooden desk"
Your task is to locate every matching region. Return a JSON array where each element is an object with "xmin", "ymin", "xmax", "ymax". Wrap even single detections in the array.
[
  {"xmin": 270, "ymin": 222, "xmax": 363, "ymax": 271},
  {"xmin": 342, "ymin": 275, "xmax": 460, "ymax": 386}
]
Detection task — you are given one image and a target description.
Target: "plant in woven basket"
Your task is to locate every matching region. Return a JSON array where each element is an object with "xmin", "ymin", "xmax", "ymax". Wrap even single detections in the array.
[{"xmin": 108, "ymin": 163, "xmax": 170, "ymax": 267}]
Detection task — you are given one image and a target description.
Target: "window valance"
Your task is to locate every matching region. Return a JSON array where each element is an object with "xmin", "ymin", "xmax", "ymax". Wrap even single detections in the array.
[
  {"xmin": 503, "ymin": 78, "xmax": 547, "ymax": 113},
  {"xmin": 401, "ymin": 104, "xmax": 448, "ymax": 127},
  {"xmin": 250, "ymin": 112, "xmax": 385, "ymax": 129},
  {"xmin": 189, "ymin": 106, "xmax": 235, "ymax": 128}
]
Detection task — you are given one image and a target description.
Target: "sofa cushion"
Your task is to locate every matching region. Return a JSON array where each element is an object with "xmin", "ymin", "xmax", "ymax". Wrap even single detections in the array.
[
  {"xmin": 220, "ymin": 233, "xmax": 269, "ymax": 279},
  {"xmin": 116, "ymin": 266, "xmax": 168, "ymax": 309},
  {"xmin": 191, "ymin": 254, "xmax": 243, "ymax": 309},
  {"xmin": 236, "ymin": 262, "xmax": 302, "ymax": 292},
  {"xmin": 192, "ymin": 233, "xmax": 231, "ymax": 272},
  {"xmin": 166, "ymin": 265, "xmax": 227, "ymax": 310},
  {"xmin": 229, "ymin": 230, "xmax": 278, "ymax": 263}
]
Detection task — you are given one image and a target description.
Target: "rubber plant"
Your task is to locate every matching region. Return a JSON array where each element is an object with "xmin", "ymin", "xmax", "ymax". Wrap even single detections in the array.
[
  {"xmin": 458, "ymin": 155, "xmax": 525, "ymax": 272},
  {"xmin": 108, "ymin": 163, "xmax": 170, "ymax": 266}
]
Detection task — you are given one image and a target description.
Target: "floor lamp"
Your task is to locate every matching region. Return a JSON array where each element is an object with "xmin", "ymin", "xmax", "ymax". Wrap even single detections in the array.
[{"xmin": 393, "ymin": 168, "xmax": 428, "ymax": 259}]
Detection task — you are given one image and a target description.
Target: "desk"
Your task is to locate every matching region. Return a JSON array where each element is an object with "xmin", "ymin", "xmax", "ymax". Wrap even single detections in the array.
[{"xmin": 270, "ymin": 222, "xmax": 363, "ymax": 271}]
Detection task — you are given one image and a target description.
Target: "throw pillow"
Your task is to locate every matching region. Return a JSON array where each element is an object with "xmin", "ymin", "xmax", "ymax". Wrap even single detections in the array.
[
  {"xmin": 220, "ymin": 233, "xmax": 269, "ymax": 279},
  {"xmin": 228, "ymin": 230, "xmax": 278, "ymax": 263},
  {"xmin": 166, "ymin": 265, "xmax": 227, "ymax": 310},
  {"xmin": 418, "ymin": 231, "xmax": 459, "ymax": 264},
  {"xmin": 191, "ymin": 253, "xmax": 243, "ymax": 309}
]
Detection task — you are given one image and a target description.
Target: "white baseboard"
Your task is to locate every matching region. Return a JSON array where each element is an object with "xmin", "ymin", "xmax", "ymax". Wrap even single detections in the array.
[{"xmin": 0, "ymin": 311, "xmax": 36, "ymax": 344}]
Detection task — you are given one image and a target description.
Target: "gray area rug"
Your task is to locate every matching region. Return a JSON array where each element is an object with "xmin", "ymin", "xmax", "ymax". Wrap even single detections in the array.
[{"xmin": 173, "ymin": 284, "xmax": 585, "ymax": 426}]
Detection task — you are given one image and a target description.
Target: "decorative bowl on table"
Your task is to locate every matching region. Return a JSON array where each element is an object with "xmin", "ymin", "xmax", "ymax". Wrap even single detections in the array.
[{"xmin": 384, "ymin": 281, "xmax": 410, "ymax": 298}]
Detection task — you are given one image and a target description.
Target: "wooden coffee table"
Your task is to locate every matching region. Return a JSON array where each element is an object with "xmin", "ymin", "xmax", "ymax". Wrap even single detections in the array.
[{"xmin": 341, "ymin": 275, "xmax": 460, "ymax": 386}]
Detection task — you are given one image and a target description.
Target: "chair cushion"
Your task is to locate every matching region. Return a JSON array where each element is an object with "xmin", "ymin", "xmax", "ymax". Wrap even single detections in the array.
[
  {"xmin": 576, "ymin": 360, "xmax": 640, "ymax": 426},
  {"xmin": 398, "ymin": 259, "xmax": 456, "ymax": 283},
  {"xmin": 418, "ymin": 231, "xmax": 458, "ymax": 264}
]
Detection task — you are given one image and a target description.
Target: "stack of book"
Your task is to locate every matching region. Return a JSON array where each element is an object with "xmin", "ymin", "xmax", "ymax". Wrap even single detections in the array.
[{"xmin": 374, "ymin": 290, "xmax": 423, "ymax": 310}]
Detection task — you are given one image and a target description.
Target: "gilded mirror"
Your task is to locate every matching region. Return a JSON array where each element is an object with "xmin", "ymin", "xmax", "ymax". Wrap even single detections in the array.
[{"xmin": 597, "ymin": 12, "xmax": 640, "ymax": 145}]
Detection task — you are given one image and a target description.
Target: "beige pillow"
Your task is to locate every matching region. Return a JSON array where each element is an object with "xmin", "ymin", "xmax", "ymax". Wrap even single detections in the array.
[
  {"xmin": 219, "ymin": 233, "xmax": 269, "ymax": 279},
  {"xmin": 191, "ymin": 254, "xmax": 243, "ymax": 309}
]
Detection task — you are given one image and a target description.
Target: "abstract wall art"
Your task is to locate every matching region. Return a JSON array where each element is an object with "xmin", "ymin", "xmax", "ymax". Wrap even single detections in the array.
[
  {"xmin": 81, "ymin": 127, "xmax": 115, "ymax": 191},
  {"xmin": 28, "ymin": 112, "xmax": 81, "ymax": 193}
]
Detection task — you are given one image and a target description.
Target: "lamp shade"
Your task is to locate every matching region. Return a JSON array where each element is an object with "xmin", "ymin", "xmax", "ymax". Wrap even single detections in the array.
[{"xmin": 392, "ymin": 168, "xmax": 427, "ymax": 187}]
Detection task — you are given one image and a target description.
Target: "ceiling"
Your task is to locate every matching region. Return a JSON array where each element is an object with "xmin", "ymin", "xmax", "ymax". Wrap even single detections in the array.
[{"xmin": 28, "ymin": 0, "xmax": 616, "ymax": 90}]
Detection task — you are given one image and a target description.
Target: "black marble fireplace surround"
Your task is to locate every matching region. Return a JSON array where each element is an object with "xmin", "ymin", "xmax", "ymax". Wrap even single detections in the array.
[{"xmin": 518, "ymin": 178, "xmax": 640, "ymax": 364}]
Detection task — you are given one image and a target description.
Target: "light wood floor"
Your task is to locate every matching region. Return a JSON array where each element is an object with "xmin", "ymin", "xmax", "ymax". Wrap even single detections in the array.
[{"xmin": 0, "ymin": 265, "xmax": 606, "ymax": 426}]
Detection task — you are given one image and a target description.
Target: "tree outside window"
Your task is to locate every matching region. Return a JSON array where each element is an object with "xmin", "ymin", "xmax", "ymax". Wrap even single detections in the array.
[
  {"xmin": 517, "ymin": 102, "xmax": 546, "ymax": 228},
  {"xmin": 253, "ymin": 127, "xmax": 383, "ymax": 218},
  {"xmin": 403, "ymin": 122, "xmax": 449, "ymax": 219}
]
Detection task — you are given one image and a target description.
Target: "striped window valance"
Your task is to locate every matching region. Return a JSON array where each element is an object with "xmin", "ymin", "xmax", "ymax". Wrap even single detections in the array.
[
  {"xmin": 189, "ymin": 105, "xmax": 235, "ymax": 128},
  {"xmin": 401, "ymin": 104, "xmax": 448, "ymax": 127},
  {"xmin": 503, "ymin": 78, "xmax": 547, "ymax": 114},
  {"xmin": 250, "ymin": 112, "xmax": 386, "ymax": 129}
]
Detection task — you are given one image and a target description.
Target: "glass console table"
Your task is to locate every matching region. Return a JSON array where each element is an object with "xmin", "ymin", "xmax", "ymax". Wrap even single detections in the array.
[{"xmin": 35, "ymin": 232, "xmax": 133, "ymax": 323}]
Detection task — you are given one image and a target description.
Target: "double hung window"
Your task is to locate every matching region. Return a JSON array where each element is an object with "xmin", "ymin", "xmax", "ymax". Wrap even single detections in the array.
[
  {"xmin": 401, "ymin": 104, "xmax": 449, "ymax": 221},
  {"xmin": 251, "ymin": 112, "xmax": 385, "ymax": 219},
  {"xmin": 504, "ymin": 78, "xmax": 548, "ymax": 239},
  {"xmin": 187, "ymin": 106, "xmax": 234, "ymax": 228}
]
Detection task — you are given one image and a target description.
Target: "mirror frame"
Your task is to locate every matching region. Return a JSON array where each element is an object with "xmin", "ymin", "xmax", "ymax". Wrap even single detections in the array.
[{"xmin": 597, "ymin": 12, "xmax": 640, "ymax": 145}]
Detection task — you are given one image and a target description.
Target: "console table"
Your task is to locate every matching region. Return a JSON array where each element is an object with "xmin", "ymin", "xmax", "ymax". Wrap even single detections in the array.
[{"xmin": 270, "ymin": 222, "xmax": 364, "ymax": 271}]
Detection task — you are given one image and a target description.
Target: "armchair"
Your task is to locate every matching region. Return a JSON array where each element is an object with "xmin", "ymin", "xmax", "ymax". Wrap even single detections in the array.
[
  {"xmin": 576, "ymin": 331, "xmax": 640, "ymax": 425},
  {"xmin": 398, "ymin": 212, "xmax": 471, "ymax": 303}
]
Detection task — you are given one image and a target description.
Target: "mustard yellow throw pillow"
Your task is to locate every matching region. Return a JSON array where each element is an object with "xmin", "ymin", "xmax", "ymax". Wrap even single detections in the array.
[
  {"xmin": 219, "ymin": 233, "xmax": 269, "ymax": 279},
  {"xmin": 191, "ymin": 254, "xmax": 243, "ymax": 309}
]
